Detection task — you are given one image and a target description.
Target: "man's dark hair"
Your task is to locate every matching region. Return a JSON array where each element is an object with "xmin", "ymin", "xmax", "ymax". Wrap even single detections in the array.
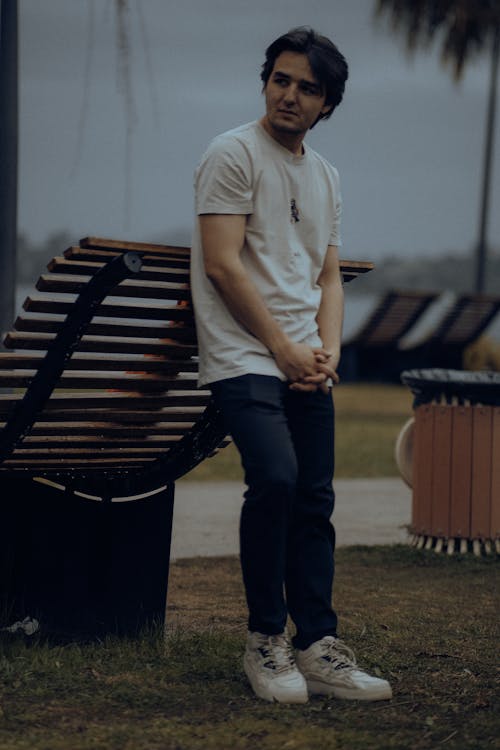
[{"xmin": 261, "ymin": 27, "xmax": 348, "ymax": 125}]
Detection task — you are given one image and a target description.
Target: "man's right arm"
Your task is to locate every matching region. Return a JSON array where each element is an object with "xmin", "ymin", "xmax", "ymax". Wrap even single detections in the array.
[{"xmin": 199, "ymin": 213, "xmax": 326, "ymax": 383}]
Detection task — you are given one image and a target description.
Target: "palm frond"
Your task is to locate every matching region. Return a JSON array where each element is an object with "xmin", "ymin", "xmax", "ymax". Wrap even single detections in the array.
[{"xmin": 375, "ymin": 0, "xmax": 500, "ymax": 80}]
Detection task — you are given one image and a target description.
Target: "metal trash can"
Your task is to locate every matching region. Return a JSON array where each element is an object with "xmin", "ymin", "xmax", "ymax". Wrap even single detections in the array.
[{"xmin": 398, "ymin": 368, "xmax": 500, "ymax": 555}]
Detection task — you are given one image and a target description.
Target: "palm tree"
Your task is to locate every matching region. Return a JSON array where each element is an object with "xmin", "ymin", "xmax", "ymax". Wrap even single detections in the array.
[{"xmin": 375, "ymin": 0, "xmax": 500, "ymax": 293}]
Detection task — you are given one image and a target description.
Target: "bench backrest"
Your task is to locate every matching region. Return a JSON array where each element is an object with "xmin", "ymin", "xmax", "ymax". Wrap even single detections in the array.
[
  {"xmin": 0, "ymin": 237, "xmax": 372, "ymax": 497},
  {"xmin": 346, "ymin": 290, "xmax": 440, "ymax": 346},
  {"xmin": 429, "ymin": 293, "xmax": 500, "ymax": 345}
]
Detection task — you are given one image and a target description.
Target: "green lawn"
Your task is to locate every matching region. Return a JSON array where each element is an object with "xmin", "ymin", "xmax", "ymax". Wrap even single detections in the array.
[
  {"xmin": 2, "ymin": 384, "xmax": 496, "ymax": 750},
  {"xmin": 0, "ymin": 547, "xmax": 498, "ymax": 750}
]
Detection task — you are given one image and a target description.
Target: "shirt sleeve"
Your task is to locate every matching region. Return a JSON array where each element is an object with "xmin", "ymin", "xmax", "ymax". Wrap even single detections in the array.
[
  {"xmin": 195, "ymin": 135, "xmax": 254, "ymax": 215},
  {"xmin": 328, "ymin": 166, "xmax": 342, "ymax": 248}
]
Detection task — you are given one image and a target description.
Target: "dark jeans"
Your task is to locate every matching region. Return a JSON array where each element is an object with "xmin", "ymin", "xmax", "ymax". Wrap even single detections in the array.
[{"xmin": 210, "ymin": 374, "xmax": 337, "ymax": 650}]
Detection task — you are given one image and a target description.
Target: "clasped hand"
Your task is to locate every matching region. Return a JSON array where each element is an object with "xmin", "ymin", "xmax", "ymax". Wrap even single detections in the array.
[{"xmin": 274, "ymin": 341, "xmax": 339, "ymax": 393}]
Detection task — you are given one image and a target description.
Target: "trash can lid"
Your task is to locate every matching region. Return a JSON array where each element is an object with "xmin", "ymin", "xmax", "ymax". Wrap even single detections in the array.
[{"xmin": 401, "ymin": 368, "xmax": 500, "ymax": 406}]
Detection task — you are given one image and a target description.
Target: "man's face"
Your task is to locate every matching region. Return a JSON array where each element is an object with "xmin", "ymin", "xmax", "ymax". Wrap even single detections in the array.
[{"xmin": 263, "ymin": 51, "xmax": 331, "ymax": 137}]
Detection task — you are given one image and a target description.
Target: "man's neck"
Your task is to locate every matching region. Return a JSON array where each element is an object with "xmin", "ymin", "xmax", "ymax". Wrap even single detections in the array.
[{"xmin": 259, "ymin": 116, "xmax": 305, "ymax": 156}]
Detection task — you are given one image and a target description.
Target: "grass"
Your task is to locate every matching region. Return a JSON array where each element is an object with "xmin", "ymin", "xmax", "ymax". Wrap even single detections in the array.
[
  {"xmin": 1, "ymin": 383, "xmax": 497, "ymax": 748},
  {"xmin": 1, "ymin": 547, "xmax": 498, "ymax": 750},
  {"xmin": 182, "ymin": 384, "xmax": 414, "ymax": 481}
]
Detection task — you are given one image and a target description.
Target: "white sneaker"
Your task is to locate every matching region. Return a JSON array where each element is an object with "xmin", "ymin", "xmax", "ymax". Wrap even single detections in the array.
[
  {"xmin": 243, "ymin": 631, "xmax": 309, "ymax": 703},
  {"xmin": 296, "ymin": 636, "xmax": 392, "ymax": 701}
]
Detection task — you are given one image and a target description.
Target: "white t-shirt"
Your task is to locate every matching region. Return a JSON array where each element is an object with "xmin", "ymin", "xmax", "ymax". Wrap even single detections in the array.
[{"xmin": 191, "ymin": 120, "xmax": 342, "ymax": 387}]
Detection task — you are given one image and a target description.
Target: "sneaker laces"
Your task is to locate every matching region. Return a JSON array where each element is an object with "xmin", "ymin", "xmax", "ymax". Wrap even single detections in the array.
[
  {"xmin": 254, "ymin": 633, "xmax": 297, "ymax": 675},
  {"xmin": 317, "ymin": 636, "xmax": 358, "ymax": 672}
]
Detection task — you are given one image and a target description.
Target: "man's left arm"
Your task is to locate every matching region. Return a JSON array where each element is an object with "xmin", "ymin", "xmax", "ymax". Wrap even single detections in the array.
[
  {"xmin": 289, "ymin": 244, "xmax": 344, "ymax": 393},
  {"xmin": 316, "ymin": 244, "xmax": 344, "ymax": 376}
]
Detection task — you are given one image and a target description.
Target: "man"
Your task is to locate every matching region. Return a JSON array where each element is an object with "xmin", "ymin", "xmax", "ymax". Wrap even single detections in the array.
[{"xmin": 191, "ymin": 27, "xmax": 392, "ymax": 704}]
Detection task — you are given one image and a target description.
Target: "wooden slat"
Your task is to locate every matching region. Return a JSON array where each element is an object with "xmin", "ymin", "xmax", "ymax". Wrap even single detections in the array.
[
  {"xmin": 48, "ymin": 256, "xmax": 190, "ymax": 284},
  {"xmin": 431, "ymin": 405, "xmax": 452, "ymax": 539},
  {"xmin": 19, "ymin": 435, "xmax": 186, "ymax": 448},
  {"xmin": 449, "ymin": 405, "xmax": 472, "ymax": 538},
  {"xmin": 36, "ymin": 267, "xmax": 371, "ymax": 300},
  {"xmin": 1, "ymin": 457, "xmax": 156, "ymax": 468},
  {"xmin": 79, "ymin": 237, "xmax": 375, "ymax": 278},
  {"xmin": 471, "ymin": 406, "xmax": 493, "ymax": 539},
  {"xmin": 339, "ymin": 259, "xmax": 374, "ymax": 276},
  {"xmin": 412, "ymin": 404, "xmax": 434, "ymax": 535},
  {"xmin": 0, "ymin": 407, "xmax": 205, "ymax": 424},
  {"xmin": 4, "ymin": 332, "xmax": 198, "ymax": 355},
  {"xmin": 0, "ymin": 352, "xmax": 198, "ymax": 373},
  {"xmin": 2, "ymin": 441, "xmax": 228, "ymax": 468},
  {"xmin": 9, "ymin": 447, "xmax": 172, "ymax": 457},
  {"xmin": 80, "ymin": 236, "xmax": 191, "ymax": 257},
  {"xmin": 0, "ymin": 391, "xmax": 210, "ymax": 412},
  {"xmin": 65, "ymin": 245, "xmax": 191, "ymax": 269},
  {"xmin": 490, "ymin": 407, "xmax": 500, "ymax": 540},
  {"xmin": 36, "ymin": 274, "xmax": 190, "ymax": 300},
  {"xmin": 13, "ymin": 314, "xmax": 196, "ymax": 342},
  {"xmin": 32, "ymin": 410, "xmax": 204, "ymax": 425},
  {"xmin": 23, "ymin": 295, "xmax": 193, "ymax": 322},
  {"xmin": 0, "ymin": 370, "xmax": 199, "ymax": 390},
  {"xmin": 5, "ymin": 421, "xmax": 195, "ymax": 436},
  {"xmin": 80, "ymin": 236, "xmax": 374, "ymax": 271}
]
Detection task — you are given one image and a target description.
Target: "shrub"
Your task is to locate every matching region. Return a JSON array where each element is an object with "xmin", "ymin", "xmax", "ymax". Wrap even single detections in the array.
[{"xmin": 463, "ymin": 335, "xmax": 500, "ymax": 371}]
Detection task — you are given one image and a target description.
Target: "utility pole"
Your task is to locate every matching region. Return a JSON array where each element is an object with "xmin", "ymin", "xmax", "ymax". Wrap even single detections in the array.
[
  {"xmin": 475, "ymin": 26, "xmax": 499, "ymax": 294},
  {"xmin": 0, "ymin": 0, "xmax": 18, "ymax": 342}
]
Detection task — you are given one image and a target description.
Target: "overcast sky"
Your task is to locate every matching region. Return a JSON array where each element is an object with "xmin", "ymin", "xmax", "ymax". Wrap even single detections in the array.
[{"xmin": 18, "ymin": 0, "xmax": 500, "ymax": 264}]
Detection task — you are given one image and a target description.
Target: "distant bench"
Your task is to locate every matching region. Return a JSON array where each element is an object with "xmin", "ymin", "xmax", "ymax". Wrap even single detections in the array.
[
  {"xmin": 0, "ymin": 236, "xmax": 372, "ymax": 638},
  {"xmin": 338, "ymin": 289, "xmax": 500, "ymax": 382}
]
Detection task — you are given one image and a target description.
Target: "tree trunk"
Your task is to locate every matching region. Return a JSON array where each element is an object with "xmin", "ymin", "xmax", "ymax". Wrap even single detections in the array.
[{"xmin": 475, "ymin": 26, "xmax": 499, "ymax": 294}]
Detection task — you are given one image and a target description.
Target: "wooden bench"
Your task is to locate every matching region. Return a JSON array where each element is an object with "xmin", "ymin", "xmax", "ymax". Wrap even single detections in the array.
[
  {"xmin": 340, "ymin": 290, "xmax": 500, "ymax": 383},
  {"xmin": 398, "ymin": 293, "xmax": 500, "ymax": 372},
  {"xmin": 0, "ymin": 236, "xmax": 373, "ymax": 638},
  {"xmin": 338, "ymin": 290, "xmax": 440, "ymax": 381}
]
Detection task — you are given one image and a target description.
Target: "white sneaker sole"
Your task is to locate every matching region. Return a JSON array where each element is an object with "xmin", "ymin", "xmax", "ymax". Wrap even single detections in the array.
[
  {"xmin": 244, "ymin": 658, "xmax": 309, "ymax": 704},
  {"xmin": 306, "ymin": 678, "xmax": 392, "ymax": 701}
]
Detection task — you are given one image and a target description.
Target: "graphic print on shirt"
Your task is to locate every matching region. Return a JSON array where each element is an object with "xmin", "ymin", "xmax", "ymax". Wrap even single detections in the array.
[{"xmin": 290, "ymin": 198, "xmax": 300, "ymax": 224}]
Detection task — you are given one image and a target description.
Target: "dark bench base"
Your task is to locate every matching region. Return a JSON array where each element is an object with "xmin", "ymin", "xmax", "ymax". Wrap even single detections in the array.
[{"xmin": 0, "ymin": 478, "xmax": 174, "ymax": 640}]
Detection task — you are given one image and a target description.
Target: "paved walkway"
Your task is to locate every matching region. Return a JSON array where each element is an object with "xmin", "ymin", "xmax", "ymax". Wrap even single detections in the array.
[{"xmin": 171, "ymin": 478, "xmax": 412, "ymax": 560}]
